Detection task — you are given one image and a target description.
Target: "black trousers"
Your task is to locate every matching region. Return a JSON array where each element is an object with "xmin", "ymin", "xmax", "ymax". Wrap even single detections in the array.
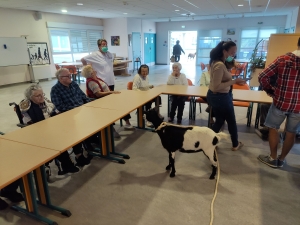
[
  {"xmin": 1, "ymin": 180, "xmax": 19, "ymax": 193},
  {"xmin": 145, "ymin": 96, "xmax": 162, "ymax": 111},
  {"xmin": 72, "ymin": 133, "xmax": 99, "ymax": 155},
  {"xmin": 169, "ymin": 95, "xmax": 186, "ymax": 120}
]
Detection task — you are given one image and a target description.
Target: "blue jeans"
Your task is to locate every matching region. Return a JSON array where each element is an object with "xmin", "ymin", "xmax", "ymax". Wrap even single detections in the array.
[
  {"xmin": 265, "ymin": 103, "xmax": 300, "ymax": 133},
  {"xmin": 207, "ymin": 90, "xmax": 239, "ymax": 147}
]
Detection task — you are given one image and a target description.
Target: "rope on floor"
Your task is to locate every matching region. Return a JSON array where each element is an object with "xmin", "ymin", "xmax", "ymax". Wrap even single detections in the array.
[{"xmin": 209, "ymin": 148, "xmax": 220, "ymax": 225}]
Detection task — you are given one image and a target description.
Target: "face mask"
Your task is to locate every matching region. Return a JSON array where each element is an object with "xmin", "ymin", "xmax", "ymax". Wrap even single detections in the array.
[
  {"xmin": 101, "ymin": 47, "xmax": 108, "ymax": 52},
  {"xmin": 225, "ymin": 56, "xmax": 234, "ymax": 62}
]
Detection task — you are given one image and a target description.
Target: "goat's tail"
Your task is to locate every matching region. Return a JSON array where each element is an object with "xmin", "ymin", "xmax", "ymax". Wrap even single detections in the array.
[{"xmin": 215, "ymin": 132, "xmax": 229, "ymax": 143}]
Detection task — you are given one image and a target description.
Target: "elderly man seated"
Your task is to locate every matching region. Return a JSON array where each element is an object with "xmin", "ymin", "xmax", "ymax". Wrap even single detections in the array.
[{"xmin": 51, "ymin": 68, "xmax": 97, "ymax": 167}]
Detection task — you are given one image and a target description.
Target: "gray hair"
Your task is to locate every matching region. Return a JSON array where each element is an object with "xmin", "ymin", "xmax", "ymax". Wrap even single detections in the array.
[
  {"xmin": 172, "ymin": 62, "xmax": 182, "ymax": 70},
  {"xmin": 81, "ymin": 65, "xmax": 93, "ymax": 79},
  {"xmin": 24, "ymin": 83, "xmax": 43, "ymax": 99},
  {"xmin": 55, "ymin": 68, "xmax": 69, "ymax": 79}
]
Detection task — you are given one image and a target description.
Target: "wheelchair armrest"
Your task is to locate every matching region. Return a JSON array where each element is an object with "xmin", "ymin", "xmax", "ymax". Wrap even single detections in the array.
[{"xmin": 9, "ymin": 102, "xmax": 17, "ymax": 106}]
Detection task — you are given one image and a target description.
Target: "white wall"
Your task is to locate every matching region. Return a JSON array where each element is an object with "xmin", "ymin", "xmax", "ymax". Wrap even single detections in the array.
[
  {"xmin": 156, "ymin": 16, "xmax": 286, "ymax": 65},
  {"xmin": 285, "ymin": 7, "xmax": 299, "ymax": 32},
  {"xmin": 0, "ymin": 8, "xmax": 103, "ymax": 86},
  {"xmin": 103, "ymin": 18, "xmax": 128, "ymax": 59}
]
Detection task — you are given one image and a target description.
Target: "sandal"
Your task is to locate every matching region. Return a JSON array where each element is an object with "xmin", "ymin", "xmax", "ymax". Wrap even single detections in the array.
[{"xmin": 232, "ymin": 142, "xmax": 244, "ymax": 151}]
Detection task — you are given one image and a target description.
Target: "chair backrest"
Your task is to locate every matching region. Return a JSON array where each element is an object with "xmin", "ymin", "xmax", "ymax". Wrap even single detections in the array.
[
  {"xmin": 232, "ymin": 83, "xmax": 250, "ymax": 90},
  {"xmin": 187, "ymin": 79, "xmax": 193, "ymax": 86},
  {"xmin": 200, "ymin": 62, "xmax": 206, "ymax": 71},
  {"xmin": 127, "ymin": 82, "xmax": 133, "ymax": 90},
  {"xmin": 62, "ymin": 65, "xmax": 77, "ymax": 74}
]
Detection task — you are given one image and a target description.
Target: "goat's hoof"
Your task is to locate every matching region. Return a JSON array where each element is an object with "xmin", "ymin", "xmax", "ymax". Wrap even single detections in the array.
[
  {"xmin": 170, "ymin": 173, "xmax": 175, "ymax": 178},
  {"xmin": 209, "ymin": 175, "xmax": 215, "ymax": 180},
  {"xmin": 166, "ymin": 165, "xmax": 171, "ymax": 170}
]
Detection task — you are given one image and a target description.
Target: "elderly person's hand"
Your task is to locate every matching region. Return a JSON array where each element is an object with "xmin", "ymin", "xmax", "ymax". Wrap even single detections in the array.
[
  {"xmin": 111, "ymin": 91, "xmax": 121, "ymax": 94},
  {"xmin": 235, "ymin": 78, "xmax": 246, "ymax": 85}
]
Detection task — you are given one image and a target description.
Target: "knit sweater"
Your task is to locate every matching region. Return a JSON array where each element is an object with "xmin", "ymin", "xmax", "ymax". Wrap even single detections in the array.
[
  {"xmin": 167, "ymin": 73, "xmax": 188, "ymax": 85},
  {"xmin": 132, "ymin": 74, "xmax": 153, "ymax": 91},
  {"xmin": 209, "ymin": 61, "xmax": 235, "ymax": 93}
]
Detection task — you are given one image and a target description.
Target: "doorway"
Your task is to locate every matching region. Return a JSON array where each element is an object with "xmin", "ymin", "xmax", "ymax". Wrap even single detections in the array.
[{"xmin": 169, "ymin": 31, "xmax": 197, "ymax": 65}]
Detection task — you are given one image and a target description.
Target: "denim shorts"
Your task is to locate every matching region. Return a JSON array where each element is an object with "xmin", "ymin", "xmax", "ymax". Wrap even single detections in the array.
[{"xmin": 264, "ymin": 103, "xmax": 300, "ymax": 133}]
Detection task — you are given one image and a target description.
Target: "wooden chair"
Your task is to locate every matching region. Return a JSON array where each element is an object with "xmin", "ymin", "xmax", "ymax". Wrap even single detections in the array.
[
  {"xmin": 232, "ymin": 83, "xmax": 253, "ymax": 127},
  {"xmin": 61, "ymin": 63, "xmax": 78, "ymax": 82},
  {"xmin": 127, "ymin": 81, "xmax": 133, "ymax": 90}
]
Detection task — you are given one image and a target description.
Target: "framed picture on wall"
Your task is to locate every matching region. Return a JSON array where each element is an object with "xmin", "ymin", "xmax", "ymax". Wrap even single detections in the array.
[
  {"xmin": 111, "ymin": 36, "xmax": 120, "ymax": 46},
  {"xmin": 227, "ymin": 28, "xmax": 235, "ymax": 35},
  {"xmin": 27, "ymin": 42, "xmax": 50, "ymax": 65}
]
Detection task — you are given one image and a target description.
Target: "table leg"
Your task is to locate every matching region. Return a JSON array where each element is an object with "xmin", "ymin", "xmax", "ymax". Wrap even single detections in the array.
[
  {"xmin": 255, "ymin": 103, "xmax": 261, "ymax": 129},
  {"xmin": 108, "ymin": 124, "xmax": 130, "ymax": 160},
  {"xmin": 34, "ymin": 166, "xmax": 71, "ymax": 217},
  {"xmin": 11, "ymin": 173, "xmax": 59, "ymax": 225},
  {"xmin": 92, "ymin": 127, "xmax": 126, "ymax": 164},
  {"xmin": 136, "ymin": 105, "xmax": 155, "ymax": 131}
]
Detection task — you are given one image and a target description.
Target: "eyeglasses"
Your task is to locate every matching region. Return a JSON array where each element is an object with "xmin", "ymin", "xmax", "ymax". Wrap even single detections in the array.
[
  {"xmin": 60, "ymin": 75, "xmax": 72, "ymax": 78},
  {"xmin": 32, "ymin": 93, "xmax": 45, "ymax": 98}
]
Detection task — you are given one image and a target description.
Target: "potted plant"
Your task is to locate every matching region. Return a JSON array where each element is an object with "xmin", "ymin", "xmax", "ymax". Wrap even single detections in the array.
[{"xmin": 248, "ymin": 39, "xmax": 266, "ymax": 73}]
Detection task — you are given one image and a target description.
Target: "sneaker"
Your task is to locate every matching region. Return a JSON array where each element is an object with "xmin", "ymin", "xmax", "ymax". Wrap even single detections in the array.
[
  {"xmin": 124, "ymin": 124, "xmax": 135, "ymax": 130},
  {"xmin": 257, "ymin": 155, "xmax": 278, "ymax": 168},
  {"xmin": 0, "ymin": 190, "xmax": 24, "ymax": 203},
  {"xmin": 62, "ymin": 164, "xmax": 80, "ymax": 174},
  {"xmin": 114, "ymin": 130, "xmax": 121, "ymax": 139},
  {"xmin": 232, "ymin": 142, "xmax": 244, "ymax": 151},
  {"xmin": 277, "ymin": 155, "xmax": 285, "ymax": 168},
  {"xmin": 168, "ymin": 117, "xmax": 174, "ymax": 123},
  {"xmin": 146, "ymin": 120, "xmax": 153, "ymax": 127},
  {"xmin": 75, "ymin": 154, "xmax": 91, "ymax": 167},
  {"xmin": 0, "ymin": 198, "xmax": 9, "ymax": 210}
]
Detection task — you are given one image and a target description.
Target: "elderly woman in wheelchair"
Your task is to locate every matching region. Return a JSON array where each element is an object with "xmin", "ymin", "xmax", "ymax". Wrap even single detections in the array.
[{"xmin": 19, "ymin": 84, "xmax": 80, "ymax": 175}]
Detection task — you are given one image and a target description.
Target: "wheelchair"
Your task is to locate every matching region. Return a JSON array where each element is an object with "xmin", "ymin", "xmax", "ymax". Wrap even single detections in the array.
[{"xmin": 8, "ymin": 101, "xmax": 65, "ymax": 181}]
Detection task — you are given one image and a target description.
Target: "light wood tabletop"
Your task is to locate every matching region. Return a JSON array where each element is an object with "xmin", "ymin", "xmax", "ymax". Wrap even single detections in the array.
[
  {"xmin": 0, "ymin": 107, "xmax": 128, "ymax": 152},
  {"xmin": 85, "ymin": 89, "xmax": 162, "ymax": 111},
  {"xmin": 155, "ymin": 85, "xmax": 272, "ymax": 103},
  {"xmin": 0, "ymin": 139, "xmax": 60, "ymax": 189}
]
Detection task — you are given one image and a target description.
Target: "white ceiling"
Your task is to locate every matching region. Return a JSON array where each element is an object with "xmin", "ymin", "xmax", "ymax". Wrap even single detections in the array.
[{"xmin": 0, "ymin": 0, "xmax": 299, "ymax": 22}]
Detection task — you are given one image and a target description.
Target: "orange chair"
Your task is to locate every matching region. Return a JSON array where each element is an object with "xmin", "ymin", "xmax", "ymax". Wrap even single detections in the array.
[
  {"xmin": 231, "ymin": 62, "xmax": 248, "ymax": 78},
  {"xmin": 200, "ymin": 62, "xmax": 206, "ymax": 71},
  {"xmin": 55, "ymin": 64, "xmax": 60, "ymax": 70},
  {"xmin": 127, "ymin": 81, "xmax": 133, "ymax": 90},
  {"xmin": 232, "ymin": 83, "xmax": 253, "ymax": 126}
]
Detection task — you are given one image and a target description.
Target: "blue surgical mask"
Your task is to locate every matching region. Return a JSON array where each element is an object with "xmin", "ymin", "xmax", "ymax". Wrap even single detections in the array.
[
  {"xmin": 101, "ymin": 47, "xmax": 108, "ymax": 52},
  {"xmin": 225, "ymin": 56, "xmax": 234, "ymax": 62}
]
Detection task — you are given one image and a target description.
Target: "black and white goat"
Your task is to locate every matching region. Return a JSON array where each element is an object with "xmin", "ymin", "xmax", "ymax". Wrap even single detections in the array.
[{"xmin": 144, "ymin": 108, "xmax": 223, "ymax": 179}]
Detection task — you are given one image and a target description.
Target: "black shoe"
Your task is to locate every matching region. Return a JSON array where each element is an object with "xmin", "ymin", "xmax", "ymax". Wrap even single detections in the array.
[
  {"xmin": 75, "ymin": 155, "xmax": 91, "ymax": 167},
  {"xmin": 0, "ymin": 198, "xmax": 9, "ymax": 210},
  {"xmin": 0, "ymin": 190, "xmax": 24, "ymax": 203},
  {"xmin": 61, "ymin": 163, "xmax": 80, "ymax": 174},
  {"xmin": 177, "ymin": 120, "xmax": 182, "ymax": 125}
]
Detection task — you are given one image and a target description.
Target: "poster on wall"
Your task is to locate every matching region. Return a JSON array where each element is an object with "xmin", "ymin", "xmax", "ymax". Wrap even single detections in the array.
[
  {"xmin": 111, "ymin": 36, "xmax": 120, "ymax": 46},
  {"xmin": 27, "ymin": 42, "xmax": 50, "ymax": 65},
  {"xmin": 227, "ymin": 28, "xmax": 235, "ymax": 35}
]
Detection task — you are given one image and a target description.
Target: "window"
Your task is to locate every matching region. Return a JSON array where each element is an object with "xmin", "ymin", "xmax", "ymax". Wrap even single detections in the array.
[
  {"xmin": 239, "ymin": 28, "xmax": 277, "ymax": 59},
  {"xmin": 49, "ymin": 29, "xmax": 102, "ymax": 63}
]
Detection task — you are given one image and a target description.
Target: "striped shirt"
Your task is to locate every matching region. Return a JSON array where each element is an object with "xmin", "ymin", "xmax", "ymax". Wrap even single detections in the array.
[{"xmin": 258, "ymin": 52, "xmax": 300, "ymax": 113}]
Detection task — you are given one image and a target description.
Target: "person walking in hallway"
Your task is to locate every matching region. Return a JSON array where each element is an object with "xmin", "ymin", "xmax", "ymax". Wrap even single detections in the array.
[{"xmin": 172, "ymin": 40, "xmax": 185, "ymax": 62}]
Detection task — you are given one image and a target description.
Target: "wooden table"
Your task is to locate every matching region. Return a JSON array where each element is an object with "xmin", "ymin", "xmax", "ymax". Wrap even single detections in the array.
[
  {"xmin": 85, "ymin": 89, "xmax": 162, "ymax": 128},
  {"xmin": 0, "ymin": 107, "xmax": 131, "ymax": 163},
  {"xmin": 0, "ymin": 139, "xmax": 69, "ymax": 225}
]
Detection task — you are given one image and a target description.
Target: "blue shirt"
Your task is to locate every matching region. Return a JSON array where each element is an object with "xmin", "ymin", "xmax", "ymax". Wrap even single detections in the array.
[{"xmin": 51, "ymin": 81, "xmax": 90, "ymax": 112}]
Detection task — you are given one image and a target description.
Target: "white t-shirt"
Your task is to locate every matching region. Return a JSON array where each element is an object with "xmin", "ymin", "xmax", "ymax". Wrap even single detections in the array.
[{"xmin": 83, "ymin": 51, "xmax": 115, "ymax": 86}]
